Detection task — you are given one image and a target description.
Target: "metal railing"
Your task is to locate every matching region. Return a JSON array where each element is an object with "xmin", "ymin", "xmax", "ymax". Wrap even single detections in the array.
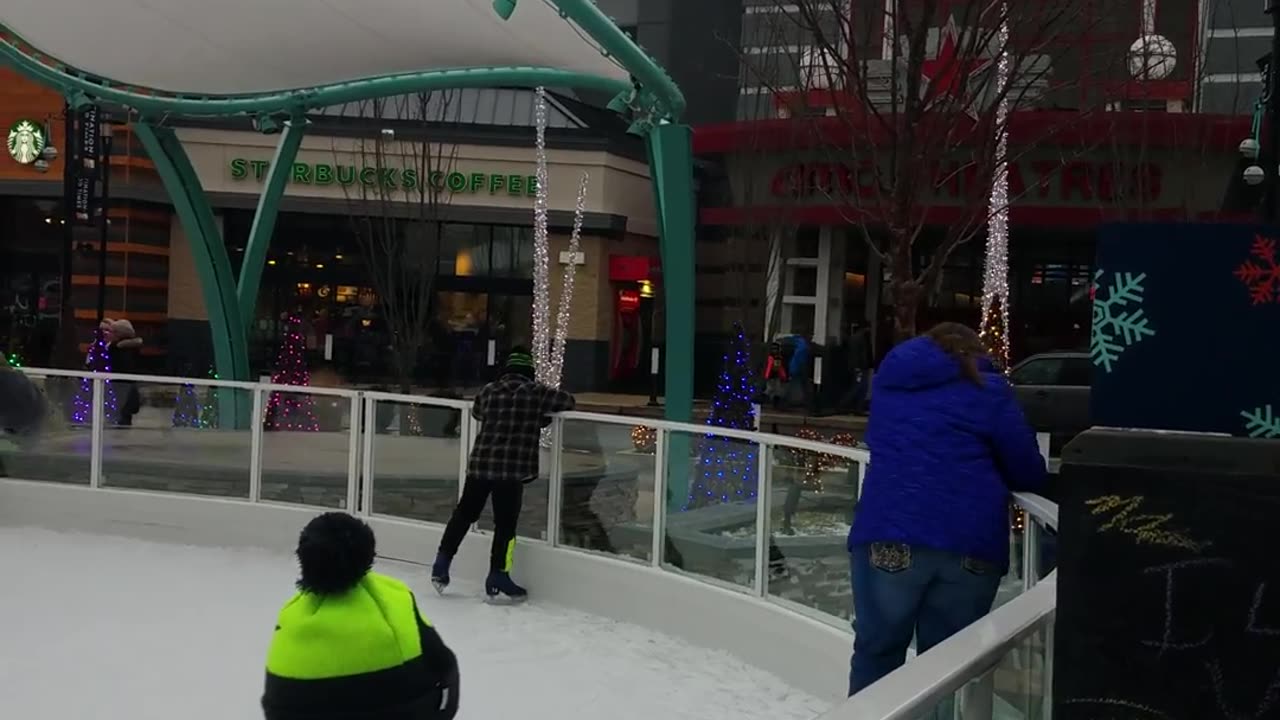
[{"xmin": 5, "ymin": 367, "xmax": 1057, "ymax": 716}]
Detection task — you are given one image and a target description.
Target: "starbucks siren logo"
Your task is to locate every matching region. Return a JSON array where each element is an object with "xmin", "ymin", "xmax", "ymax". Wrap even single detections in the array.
[{"xmin": 7, "ymin": 120, "xmax": 47, "ymax": 165}]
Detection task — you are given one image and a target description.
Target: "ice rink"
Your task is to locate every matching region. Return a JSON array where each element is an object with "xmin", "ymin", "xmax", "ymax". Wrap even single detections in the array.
[{"xmin": 0, "ymin": 527, "xmax": 829, "ymax": 720}]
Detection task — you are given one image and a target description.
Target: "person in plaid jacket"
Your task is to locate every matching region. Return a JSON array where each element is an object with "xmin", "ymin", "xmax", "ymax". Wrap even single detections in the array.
[{"xmin": 432, "ymin": 349, "xmax": 575, "ymax": 601}]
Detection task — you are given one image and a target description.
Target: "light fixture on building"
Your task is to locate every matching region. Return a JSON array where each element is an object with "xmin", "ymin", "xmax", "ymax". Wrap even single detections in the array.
[
  {"xmin": 381, "ymin": 128, "xmax": 395, "ymax": 141},
  {"xmin": 1245, "ymin": 165, "xmax": 1266, "ymax": 186},
  {"xmin": 33, "ymin": 158, "xmax": 49, "ymax": 173},
  {"xmin": 40, "ymin": 119, "xmax": 57, "ymax": 161},
  {"xmin": 315, "ymin": 263, "xmax": 325, "ymax": 269},
  {"xmin": 1241, "ymin": 138, "xmax": 1261, "ymax": 159},
  {"xmin": 334, "ymin": 253, "xmax": 344, "ymax": 261},
  {"xmin": 638, "ymin": 279, "xmax": 654, "ymax": 298},
  {"xmin": 268, "ymin": 259, "xmax": 277, "ymax": 266}
]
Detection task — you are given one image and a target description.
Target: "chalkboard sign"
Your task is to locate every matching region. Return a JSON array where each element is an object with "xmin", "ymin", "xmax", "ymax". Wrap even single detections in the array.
[{"xmin": 1055, "ymin": 429, "xmax": 1280, "ymax": 720}]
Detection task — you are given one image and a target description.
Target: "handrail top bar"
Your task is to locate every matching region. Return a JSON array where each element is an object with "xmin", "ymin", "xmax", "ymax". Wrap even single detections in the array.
[
  {"xmin": 1012, "ymin": 491, "xmax": 1059, "ymax": 528},
  {"xmin": 559, "ymin": 410, "xmax": 872, "ymax": 462},
  {"xmin": 361, "ymin": 390, "xmax": 474, "ymax": 410},
  {"xmin": 817, "ymin": 573, "xmax": 1058, "ymax": 719}
]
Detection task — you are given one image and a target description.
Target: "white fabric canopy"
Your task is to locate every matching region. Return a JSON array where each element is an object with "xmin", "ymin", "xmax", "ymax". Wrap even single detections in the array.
[{"xmin": 2, "ymin": 0, "xmax": 628, "ymax": 95}]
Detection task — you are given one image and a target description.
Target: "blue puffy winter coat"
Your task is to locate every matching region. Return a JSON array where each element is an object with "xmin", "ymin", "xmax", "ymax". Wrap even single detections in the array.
[{"xmin": 848, "ymin": 336, "xmax": 1046, "ymax": 568}]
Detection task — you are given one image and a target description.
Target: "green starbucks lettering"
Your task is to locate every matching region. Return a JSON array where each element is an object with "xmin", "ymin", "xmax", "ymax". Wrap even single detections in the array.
[{"xmin": 228, "ymin": 158, "xmax": 537, "ymax": 197}]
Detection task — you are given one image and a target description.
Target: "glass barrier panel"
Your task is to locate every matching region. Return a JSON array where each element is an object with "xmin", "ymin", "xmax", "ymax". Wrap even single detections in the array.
[
  {"xmin": 0, "ymin": 374, "xmax": 89, "ymax": 485},
  {"xmin": 555, "ymin": 419, "xmax": 655, "ymax": 562},
  {"xmin": 98, "ymin": 380, "xmax": 253, "ymax": 499},
  {"xmin": 260, "ymin": 390, "xmax": 353, "ymax": 508},
  {"xmin": 999, "ymin": 510, "xmax": 1055, "ymax": 609},
  {"xmin": 907, "ymin": 621, "xmax": 1051, "ymax": 720},
  {"xmin": 368, "ymin": 400, "xmax": 463, "ymax": 523},
  {"xmin": 662, "ymin": 429, "xmax": 760, "ymax": 590},
  {"xmin": 765, "ymin": 442, "xmax": 858, "ymax": 619},
  {"xmin": 476, "ymin": 466, "xmax": 550, "ymax": 540}
]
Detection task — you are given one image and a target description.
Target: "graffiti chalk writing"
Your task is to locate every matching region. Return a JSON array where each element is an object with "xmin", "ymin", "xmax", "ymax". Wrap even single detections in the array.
[
  {"xmin": 1142, "ymin": 559, "xmax": 1231, "ymax": 652},
  {"xmin": 1062, "ymin": 697, "xmax": 1169, "ymax": 719},
  {"xmin": 1085, "ymin": 495, "xmax": 1209, "ymax": 552},
  {"xmin": 1250, "ymin": 584, "xmax": 1280, "ymax": 637},
  {"xmin": 1205, "ymin": 659, "xmax": 1280, "ymax": 719}
]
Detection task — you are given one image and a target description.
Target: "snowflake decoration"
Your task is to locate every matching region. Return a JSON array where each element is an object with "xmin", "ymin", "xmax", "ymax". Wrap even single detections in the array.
[
  {"xmin": 1235, "ymin": 235, "xmax": 1280, "ymax": 305},
  {"xmin": 1242, "ymin": 405, "xmax": 1280, "ymax": 439},
  {"xmin": 1091, "ymin": 270, "xmax": 1155, "ymax": 373}
]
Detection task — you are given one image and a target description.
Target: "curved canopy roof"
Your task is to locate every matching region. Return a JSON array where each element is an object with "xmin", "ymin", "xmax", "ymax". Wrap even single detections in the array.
[{"xmin": 0, "ymin": 0, "xmax": 683, "ymax": 120}]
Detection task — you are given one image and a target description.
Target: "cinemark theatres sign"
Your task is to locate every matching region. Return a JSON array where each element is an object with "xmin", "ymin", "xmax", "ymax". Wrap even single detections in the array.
[{"xmin": 770, "ymin": 160, "xmax": 1165, "ymax": 205}]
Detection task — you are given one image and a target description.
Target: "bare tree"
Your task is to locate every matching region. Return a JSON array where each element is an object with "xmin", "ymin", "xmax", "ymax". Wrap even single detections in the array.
[
  {"xmin": 740, "ymin": 0, "xmax": 1122, "ymax": 342},
  {"xmin": 335, "ymin": 93, "xmax": 460, "ymax": 392}
]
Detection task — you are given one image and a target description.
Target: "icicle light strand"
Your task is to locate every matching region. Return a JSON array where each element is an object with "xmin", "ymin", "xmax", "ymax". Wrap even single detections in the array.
[
  {"xmin": 530, "ymin": 87, "xmax": 553, "ymax": 385},
  {"xmin": 549, "ymin": 172, "xmax": 590, "ymax": 387},
  {"xmin": 980, "ymin": 8, "xmax": 1012, "ymax": 371}
]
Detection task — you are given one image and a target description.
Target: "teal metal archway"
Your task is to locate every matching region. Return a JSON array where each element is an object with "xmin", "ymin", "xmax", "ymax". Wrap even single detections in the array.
[{"xmin": 1, "ymin": 0, "xmax": 696, "ymax": 507}]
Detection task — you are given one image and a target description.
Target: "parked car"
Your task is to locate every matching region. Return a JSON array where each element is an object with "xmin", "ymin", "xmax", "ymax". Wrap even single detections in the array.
[{"xmin": 1009, "ymin": 351, "xmax": 1091, "ymax": 454}]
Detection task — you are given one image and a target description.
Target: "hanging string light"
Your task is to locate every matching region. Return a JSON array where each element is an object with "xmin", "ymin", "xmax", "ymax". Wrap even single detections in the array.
[
  {"xmin": 979, "ymin": 6, "xmax": 1012, "ymax": 371},
  {"xmin": 548, "ymin": 172, "xmax": 590, "ymax": 386},
  {"xmin": 531, "ymin": 87, "xmax": 553, "ymax": 384}
]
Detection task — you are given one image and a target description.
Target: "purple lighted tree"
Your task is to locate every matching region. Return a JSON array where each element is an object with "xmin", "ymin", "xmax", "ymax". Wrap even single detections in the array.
[
  {"xmin": 71, "ymin": 329, "xmax": 118, "ymax": 425},
  {"xmin": 264, "ymin": 316, "xmax": 319, "ymax": 432}
]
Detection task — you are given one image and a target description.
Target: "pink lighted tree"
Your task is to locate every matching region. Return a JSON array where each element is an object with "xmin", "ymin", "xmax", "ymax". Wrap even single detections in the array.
[{"xmin": 264, "ymin": 316, "xmax": 319, "ymax": 432}]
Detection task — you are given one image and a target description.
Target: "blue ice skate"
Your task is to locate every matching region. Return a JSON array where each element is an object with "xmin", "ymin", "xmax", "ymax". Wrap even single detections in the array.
[{"xmin": 484, "ymin": 571, "xmax": 527, "ymax": 604}]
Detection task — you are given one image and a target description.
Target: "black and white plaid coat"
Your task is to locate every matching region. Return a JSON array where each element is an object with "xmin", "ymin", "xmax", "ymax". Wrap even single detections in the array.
[{"xmin": 467, "ymin": 373, "xmax": 576, "ymax": 483}]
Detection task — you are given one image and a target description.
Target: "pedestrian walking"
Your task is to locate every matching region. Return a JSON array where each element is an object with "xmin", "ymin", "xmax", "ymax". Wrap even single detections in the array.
[{"xmin": 431, "ymin": 348, "xmax": 576, "ymax": 602}]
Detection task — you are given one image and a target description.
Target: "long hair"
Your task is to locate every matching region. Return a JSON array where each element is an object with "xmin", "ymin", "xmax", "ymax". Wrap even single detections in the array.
[{"xmin": 924, "ymin": 322, "xmax": 988, "ymax": 385}]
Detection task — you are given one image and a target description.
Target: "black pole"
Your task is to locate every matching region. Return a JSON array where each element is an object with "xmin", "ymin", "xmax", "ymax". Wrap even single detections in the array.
[
  {"xmin": 1266, "ymin": 1, "xmax": 1280, "ymax": 222},
  {"xmin": 56, "ymin": 103, "xmax": 76, "ymax": 367},
  {"xmin": 95, "ymin": 127, "xmax": 112, "ymax": 327},
  {"xmin": 647, "ymin": 345, "xmax": 660, "ymax": 406}
]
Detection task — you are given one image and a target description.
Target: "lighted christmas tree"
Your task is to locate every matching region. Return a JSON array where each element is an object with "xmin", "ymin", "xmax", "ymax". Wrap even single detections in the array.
[
  {"xmin": 686, "ymin": 324, "xmax": 757, "ymax": 510},
  {"xmin": 172, "ymin": 367, "xmax": 220, "ymax": 429},
  {"xmin": 264, "ymin": 316, "xmax": 319, "ymax": 432},
  {"xmin": 71, "ymin": 330, "xmax": 117, "ymax": 425},
  {"xmin": 979, "ymin": 298, "xmax": 1010, "ymax": 372}
]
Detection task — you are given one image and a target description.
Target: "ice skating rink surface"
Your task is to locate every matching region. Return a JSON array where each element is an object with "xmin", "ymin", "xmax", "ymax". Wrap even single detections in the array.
[{"xmin": 0, "ymin": 527, "xmax": 828, "ymax": 720}]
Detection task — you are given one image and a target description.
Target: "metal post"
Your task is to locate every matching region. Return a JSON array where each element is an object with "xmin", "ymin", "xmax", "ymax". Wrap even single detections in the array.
[
  {"xmin": 546, "ymin": 417, "xmax": 565, "ymax": 546},
  {"xmin": 1023, "ymin": 516, "xmax": 1041, "ymax": 590},
  {"xmin": 95, "ymin": 124, "xmax": 112, "ymax": 327},
  {"xmin": 248, "ymin": 387, "xmax": 264, "ymax": 502},
  {"xmin": 345, "ymin": 394, "xmax": 361, "ymax": 513},
  {"xmin": 89, "ymin": 377, "xmax": 104, "ymax": 488},
  {"xmin": 56, "ymin": 105, "xmax": 77, "ymax": 367},
  {"xmin": 752, "ymin": 443, "xmax": 773, "ymax": 597},
  {"xmin": 1267, "ymin": 1, "xmax": 1280, "ymax": 221},
  {"xmin": 650, "ymin": 427, "xmax": 668, "ymax": 566},
  {"xmin": 361, "ymin": 397, "xmax": 377, "ymax": 515},
  {"xmin": 647, "ymin": 346, "xmax": 660, "ymax": 406}
]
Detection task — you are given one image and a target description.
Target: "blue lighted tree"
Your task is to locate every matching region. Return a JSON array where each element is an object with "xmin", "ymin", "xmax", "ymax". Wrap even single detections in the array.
[{"xmin": 686, "ymin": 323, "xmax": 758, "ymax": 509}]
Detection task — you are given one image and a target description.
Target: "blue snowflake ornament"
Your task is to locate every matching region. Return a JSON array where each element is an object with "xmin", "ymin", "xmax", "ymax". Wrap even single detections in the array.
[
  {"xmin": 1241, "ymin": 405, "xmax": 1280, "ymax": 438},
  {"xmin": 1091, "ymin": 270, "xmax": 1155, "ymax": 373}
]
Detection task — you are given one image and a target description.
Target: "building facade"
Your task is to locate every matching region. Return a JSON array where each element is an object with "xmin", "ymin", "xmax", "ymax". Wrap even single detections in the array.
[{"xmin": 1, "ymin": 76, "xmax": 661, "ymax": 392}]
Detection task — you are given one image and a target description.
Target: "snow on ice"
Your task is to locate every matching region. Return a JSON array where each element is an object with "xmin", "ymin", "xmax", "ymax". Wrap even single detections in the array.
[{"xmin": 0, "ymin": 527, "xmax": 828, "ymax": 720}]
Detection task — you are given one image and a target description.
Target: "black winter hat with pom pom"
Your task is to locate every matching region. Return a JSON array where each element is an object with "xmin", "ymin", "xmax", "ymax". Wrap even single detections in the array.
[{"xmin": 295, "ymin": 512, "xmax": 376, "ymax": 595}]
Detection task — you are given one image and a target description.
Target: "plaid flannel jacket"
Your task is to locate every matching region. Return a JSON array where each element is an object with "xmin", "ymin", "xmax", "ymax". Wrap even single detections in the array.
[{"xmin": 467, "ymin": 373, "xmax": 576, "ymax": 483}]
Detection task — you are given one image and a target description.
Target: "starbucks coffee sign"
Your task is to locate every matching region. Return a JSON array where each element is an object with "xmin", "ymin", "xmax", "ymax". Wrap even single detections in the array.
[
  {"xmin": 7, "ymin": 119, "xmax": 47, "ymax": 165},
  {"xmin": 228, "ymin": 158, "xmax": 538, "ymax": 196}
]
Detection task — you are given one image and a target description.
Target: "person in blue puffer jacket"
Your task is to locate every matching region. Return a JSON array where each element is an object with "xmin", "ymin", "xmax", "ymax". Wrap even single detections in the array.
[{"xmin": 846, "ymin": 322, "xmax": 1046, "ymax": 696}]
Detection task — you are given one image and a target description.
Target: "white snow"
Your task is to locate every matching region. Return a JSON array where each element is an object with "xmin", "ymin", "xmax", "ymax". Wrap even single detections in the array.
[{"xmin": 0, "ymin": 527, "xmax": 829, "ymax": 720}]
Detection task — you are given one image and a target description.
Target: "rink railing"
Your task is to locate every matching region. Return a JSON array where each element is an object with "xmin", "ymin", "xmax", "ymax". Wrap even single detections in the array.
[{"xmin": 9, "ymin": 367, "xmax": 1058, "ymax": 717}]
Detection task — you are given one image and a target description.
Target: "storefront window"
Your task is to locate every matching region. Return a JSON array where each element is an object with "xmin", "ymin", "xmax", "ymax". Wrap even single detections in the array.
[
  {"xmin": 438, "ymin": 224, "xmax": 491, "ymax": 277},
  {"xmin": 491, "ymin": 226, "xmax": 533, "ymax": 278}
]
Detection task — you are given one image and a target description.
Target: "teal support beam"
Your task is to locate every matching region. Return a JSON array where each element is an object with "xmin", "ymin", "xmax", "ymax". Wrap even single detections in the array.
[
  {"xmin": 647, "ymin": 123, "xmax": 697, "ymax": 513},
  {"xmin": 238, "ymin": 119, "xmax": 306, "ymax": 324},
  {"xmin": 133, "ymin": 123, "xmax": 251, "ymax": 426}
]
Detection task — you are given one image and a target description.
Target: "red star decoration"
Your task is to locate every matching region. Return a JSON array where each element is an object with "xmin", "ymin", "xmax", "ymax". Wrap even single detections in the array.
[{"xmin": 920, "ymin": 15, "xmax": 992, "ymax": 116}]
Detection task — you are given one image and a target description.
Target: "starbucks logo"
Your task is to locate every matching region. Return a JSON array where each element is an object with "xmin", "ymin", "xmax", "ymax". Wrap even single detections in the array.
[{"xmin": 7, "ymin": 120, "xmax": 47, "ymax": 165}]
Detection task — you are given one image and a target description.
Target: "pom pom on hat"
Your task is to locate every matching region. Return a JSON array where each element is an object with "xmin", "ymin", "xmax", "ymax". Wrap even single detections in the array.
[{"xmin": 295, "ymin": 512, "xmax": 376, "ymax": 595}]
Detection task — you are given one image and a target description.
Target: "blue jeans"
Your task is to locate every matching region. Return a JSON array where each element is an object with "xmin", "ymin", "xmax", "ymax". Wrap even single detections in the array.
[{"xmin": 848, "ymin": 543, "xmax": 1003, "ymax": 696}]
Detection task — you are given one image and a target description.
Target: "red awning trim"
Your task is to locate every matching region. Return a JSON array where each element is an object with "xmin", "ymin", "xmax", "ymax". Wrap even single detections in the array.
[
  {"xmin": 693, "ymin": 110, "xmax": 1251, "ymax": 155},
  {"xmin": 699, "ymin": 204, "xmax": 1256, "ymax": 229}
]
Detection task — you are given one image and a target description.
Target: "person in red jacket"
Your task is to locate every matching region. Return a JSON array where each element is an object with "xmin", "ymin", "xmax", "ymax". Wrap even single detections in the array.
[{"xmin": 763, "ymin": 341, "xmax": 788, "ymax": 409}]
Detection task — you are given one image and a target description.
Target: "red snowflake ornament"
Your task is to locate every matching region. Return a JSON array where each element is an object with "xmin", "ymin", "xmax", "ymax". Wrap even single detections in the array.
[{"xmin": 1235, "ymin": 235, "xmax": 1280, "ymax": 305}]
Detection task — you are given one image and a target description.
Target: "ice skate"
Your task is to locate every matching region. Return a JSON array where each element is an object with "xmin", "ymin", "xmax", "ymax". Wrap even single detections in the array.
[
  {"xmin": 484, "ymin": 571, "xmax": 528, "ymax": 604},
  {"xmin": 430, "ymin": 553, "xmax": 452, "ymax": 595}
]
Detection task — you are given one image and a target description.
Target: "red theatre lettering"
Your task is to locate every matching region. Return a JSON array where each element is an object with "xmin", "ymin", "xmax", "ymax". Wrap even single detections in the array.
[{"xmin": 770, "ymin": 161, "xmax": 1163, "ymax": 205}]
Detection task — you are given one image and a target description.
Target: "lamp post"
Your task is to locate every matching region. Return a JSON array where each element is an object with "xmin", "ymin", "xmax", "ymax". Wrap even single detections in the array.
[
  {"xmin": 95, "ymin": 118, "xmax": 113, "ymax": 328},
  {"xmin": 1264, "ymin": 1, "xmax": 1280, "ymax": 222}
]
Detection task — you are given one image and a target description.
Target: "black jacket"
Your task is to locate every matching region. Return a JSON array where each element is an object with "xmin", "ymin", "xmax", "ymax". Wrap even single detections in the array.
[{"xmin": 0, "ymin": 367, "xmax": 45, "ymax": 435}]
